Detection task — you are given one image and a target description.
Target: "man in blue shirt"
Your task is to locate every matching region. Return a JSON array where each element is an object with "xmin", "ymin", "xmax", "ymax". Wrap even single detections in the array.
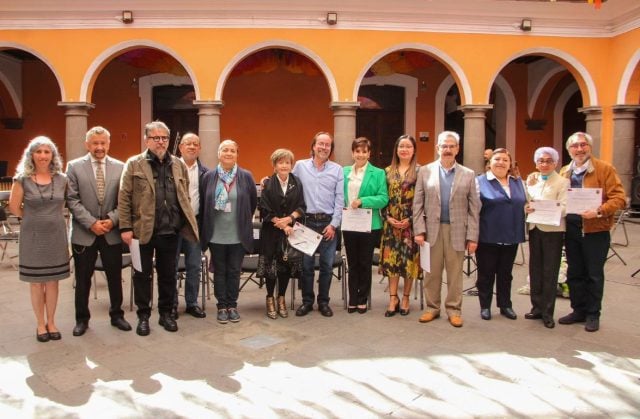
[{"xmin": 292, "ymin": 132, "xmax": 344, "ymax": 317}]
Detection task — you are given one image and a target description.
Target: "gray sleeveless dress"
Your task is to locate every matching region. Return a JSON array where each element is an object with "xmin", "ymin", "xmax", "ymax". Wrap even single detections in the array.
[{"xmin": 18, "ymin": 173, "xmax": 70, "ymax": 282}]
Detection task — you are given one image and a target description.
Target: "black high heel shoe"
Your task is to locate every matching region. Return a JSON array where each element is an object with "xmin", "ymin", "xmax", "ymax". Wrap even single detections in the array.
[
  {"xmin": 384, "ymin": 295, "xmax": 400, "ymax": 317},
  {"xmin": 400, "ymin": 293, "xmax": 411, "ymax": 316}
]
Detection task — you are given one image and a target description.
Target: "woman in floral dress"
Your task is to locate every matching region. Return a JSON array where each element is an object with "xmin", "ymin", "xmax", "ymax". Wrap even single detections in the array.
[{"xmin": 380, "ymin": 134, "xmax": 421, "ymax": 317}]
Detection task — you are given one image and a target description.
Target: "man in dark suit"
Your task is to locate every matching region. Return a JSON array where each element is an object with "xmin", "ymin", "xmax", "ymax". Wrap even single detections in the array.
[
  {"xmin": 172, "ymin": 133, "xmax": 208, "ymax": 319},
  {"xmin": 67, "ymin": 126, "xmax": 131, "ymax": 336}
]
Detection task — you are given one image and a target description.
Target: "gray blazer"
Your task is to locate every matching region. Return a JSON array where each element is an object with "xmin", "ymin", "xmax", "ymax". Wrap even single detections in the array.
[
  {"xmin": 412, "ymin": 161, "xmax": 481, "ymax": 252},
  {"xmin": 66, "ymin": 154, "xmax": 124, "ymax": 246}
]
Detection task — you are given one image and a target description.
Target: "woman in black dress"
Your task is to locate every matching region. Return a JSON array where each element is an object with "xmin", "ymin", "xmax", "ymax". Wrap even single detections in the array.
[{"xmin": 259, "ymin": 149, "xmax": 305, "ymax": 319}]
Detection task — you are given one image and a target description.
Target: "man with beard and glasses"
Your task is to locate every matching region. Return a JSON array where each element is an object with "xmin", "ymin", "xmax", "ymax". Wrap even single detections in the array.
[
  {"xmin": 118, "ymin": 121, "xmax": 198, "ymax": 336},
  {"xmin": 413, "ymin": 131, "xmax": 481, "ymax": 328},
  {"xmin": 558, "ymin": 132, "xmax": 625, "ymax": 332}
]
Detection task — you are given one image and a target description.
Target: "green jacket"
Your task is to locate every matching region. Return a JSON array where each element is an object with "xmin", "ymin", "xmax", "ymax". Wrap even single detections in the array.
[{"xmin": 343, "ymin": 163, "xmax": 389, "ymax": 230}]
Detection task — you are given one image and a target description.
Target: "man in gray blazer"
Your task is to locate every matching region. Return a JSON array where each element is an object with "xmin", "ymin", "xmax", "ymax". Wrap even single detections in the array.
[
  {"xmin": 413, "ymin": 131, "xmax": 481, "ymax": 328},
  {"xmin": 67, "ymin": 126, "xmax": 131, "ymax": 336}
]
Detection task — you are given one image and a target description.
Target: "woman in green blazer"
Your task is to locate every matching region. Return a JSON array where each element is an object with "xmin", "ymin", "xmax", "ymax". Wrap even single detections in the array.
[{"xmin": 343, "ymin": 137, "xmax": 389, "ymax": 313}]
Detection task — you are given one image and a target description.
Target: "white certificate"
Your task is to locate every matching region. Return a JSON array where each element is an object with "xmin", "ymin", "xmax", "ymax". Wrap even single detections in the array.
[
  {"xmin": 566, "ymin": 188, "xmax": 602, "ymax": 214},
  {"xmin": 420, "ymin": 242, "xmax": 430, "ymax": 273},
  {"xmin": 130, "ymin": 238, "xmax": 142, "ymax": 272},
  {"xmin": 526, "ymin": 200, "xmax": 562, "ymax": 226},
  {"xmin": 341, "ymin": 208, "xmax": 372, "ymax": 232},
  {"xmin": 288, "ymin": 222, "xmax": 323, "ymax": 256}
]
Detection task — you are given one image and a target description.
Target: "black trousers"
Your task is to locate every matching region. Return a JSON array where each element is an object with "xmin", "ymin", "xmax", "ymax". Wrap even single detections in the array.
[
  {"xmin": 528, "ymin": 228, "xmax": 563, "ymax": 320},
  {"xmin": 476, "ymin": 242, "xmax": 519, "ymax": 310},
  {"xmin": 73, "ymin": 236, "xmax": 124, "ymax": 322},
  {"xmin": 343, "ymin": 229, "xmax": 380, "ymax": 306},
  {"xmin": 565, "ymin": 222, "xmax": 610, "ymax": 319},
  {"xmin": 133, "ymin": 234, "xmax": 178, "ymax": 319}
]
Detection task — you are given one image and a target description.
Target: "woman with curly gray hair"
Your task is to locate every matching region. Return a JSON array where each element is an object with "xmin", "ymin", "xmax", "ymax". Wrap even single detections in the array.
[{"xmin": 9, "ymin": 136, "xmax": 70, "ymax": 343}]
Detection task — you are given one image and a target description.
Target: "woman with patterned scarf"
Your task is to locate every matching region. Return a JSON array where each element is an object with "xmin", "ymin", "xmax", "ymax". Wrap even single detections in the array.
[{"xmin": 200, "ymin": 139, "xmax": 257, "ymax": 324}]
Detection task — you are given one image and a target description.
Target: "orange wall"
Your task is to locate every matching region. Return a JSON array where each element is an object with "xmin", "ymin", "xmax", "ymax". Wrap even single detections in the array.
[
  {"xmin": 0, "ymin": 60, "xmax": 64, "ymax": 176},
  {"xmin": 221, "ymin": 67, "xmax": 333, "ymax": 179}
]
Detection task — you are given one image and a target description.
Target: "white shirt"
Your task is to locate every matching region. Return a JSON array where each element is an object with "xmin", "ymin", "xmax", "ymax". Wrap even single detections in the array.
[
  {"xmin": 347, "ymin": 162, "xmax": 367, "ymax": 206},
  {"xmin": 90, "ymin": 156, "xmax": 106, "ymax": 179},
  {"xmin": 181, "ymin": 158, "xmax": 200, "ymax": 216}
]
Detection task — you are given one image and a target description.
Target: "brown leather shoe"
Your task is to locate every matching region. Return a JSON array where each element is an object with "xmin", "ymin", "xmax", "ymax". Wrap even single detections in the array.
[
  {"xmin": 448, "ymin": 315, "xmax": 463, "ymax": 327},
  {"xmin": 418, "ymin": 311, "xmax": 440, "ymax": 323}
]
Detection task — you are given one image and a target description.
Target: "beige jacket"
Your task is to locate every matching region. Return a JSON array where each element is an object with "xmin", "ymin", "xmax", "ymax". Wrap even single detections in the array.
[
  {"xmin": 118, "ymin": 150, "xmax": 198, "ymax": 245},
  {"xmin": 525, "ymin": 171, "xmax": 569, "ymax": 232}
]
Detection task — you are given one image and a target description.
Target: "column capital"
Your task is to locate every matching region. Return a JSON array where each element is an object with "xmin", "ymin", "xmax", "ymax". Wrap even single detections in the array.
[
  {"xmin": 193, "ymin": 100, "xmax": 224, "ymax": 109},
  {"xmin": 330, "ymin": 101, "xmax": 360, "ymax": 112},
  {"xmin": 578, "ymin": 106, "xmax": 602, "ymax": 116},
  {"xmin": 612, "ymin": 104, "xmax": 640, "ymax": 115},
  {"xmin": 57, "ymin": 101, "xmax": 95, "ymax": 114},
  {"xmin": 459, "ymin": 104, "xmax": 493, "ymax": 115}
]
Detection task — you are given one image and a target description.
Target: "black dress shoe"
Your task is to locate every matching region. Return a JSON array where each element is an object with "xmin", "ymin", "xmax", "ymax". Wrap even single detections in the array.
[
  {"xmin": 524, "ymin": 312, "xmax": 542, "ymax": 320},
  {"xmin": 543, "ymin": 318, "xmax": 555, "ymax": 329},
  {"xmin": 36, "ymin": 330, "xmax": 50, "ymax": 343},
  {"xmin": 558, "ymin": 312, "xmax": 586, "ymax": 325},
  {"xmin": 295, "ymin": 304, "xmax": 313, "ymax": 317},
  {"xmin": 585, "ymin": 317, "xmax": 599, "ymax": 332},
  {"xmin": 500, "ymin": 307, "xmax": 518, "ymax": 320},
  {"xmin": 347, "ymin": 306, "xmax": 357, "ymax": 313},
  {"xmin": 480, "ymin": 308, "xmax": 491, "ymax": 320},
  {"xmin": 73, "ymin": 321, "xmax": 88, "ymax": 337},
  {"xmin": 159, "ymin": 314, "xmax": 178, "ymax": 332},
  {"xmin": 186, "ymin": 305, "xmax": 206, "ymax": 318},
  {"xmin": 111, "ymin": 317, "xmax": 132, "ymax": 331},
  {"xmin": 170, "ymin": 306, "xmax": 179, "ymax": 320},
  {"xmin": 318, "ymin": 304, "xmax": 333, "ymax": 317},
  {"xmin": 136, "ymin": 318, "xmax": 150, "ymax": 336}
]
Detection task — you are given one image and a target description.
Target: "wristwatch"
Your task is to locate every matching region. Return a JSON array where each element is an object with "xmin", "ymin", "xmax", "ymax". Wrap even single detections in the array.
[{"xmin": 596, "ymin": 210, "xmax": 603, "ymax": 218}]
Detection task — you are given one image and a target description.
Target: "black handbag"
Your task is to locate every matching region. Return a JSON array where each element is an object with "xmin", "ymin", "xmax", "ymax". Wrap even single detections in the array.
[{"xmin": 281, "ymin": 240, "xmax": 303, "ymax": 264}]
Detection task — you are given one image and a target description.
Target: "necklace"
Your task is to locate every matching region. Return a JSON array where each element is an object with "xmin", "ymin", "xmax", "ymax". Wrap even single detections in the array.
[{"xmin": 34, "ymin": 175, "xmax": 54, "ymax": 201}]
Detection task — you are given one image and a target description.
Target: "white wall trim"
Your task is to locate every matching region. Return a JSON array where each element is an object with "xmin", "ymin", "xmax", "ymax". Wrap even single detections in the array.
[
  {"xmin": 215, "ymin": 40, "xmax": 338, "ymax": 102},
  {"xmin": 617, "ymin": 48, "xmax": 640, "ymax": 104},
  {"xmin": 554, "ymin": 82, "xmax": 580, "ymax": 154},
  {"xmin": 494, "ymin": 75, "xmax": 516, "ymax": 161},
  {"xmin": 360, "ymin": 74, "xmax": 418, "ymax": 138},
  {"xmin": 353, "ymin": 43, "xmax": 472, "ymax": 104},
  {"xmin": 489, "ymin": 47, "xmax": 597, "ymax": 107},
  {"xmin": 80, "ymin": 39, "xmax": 199, "ymax": 103},
  {"xmin": 435, "ymin": 75, "xmax": 455, "ymax": 152}
]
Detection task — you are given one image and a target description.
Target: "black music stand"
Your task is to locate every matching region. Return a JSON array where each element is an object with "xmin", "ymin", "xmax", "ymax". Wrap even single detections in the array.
[{"xmin": 463, "ymin": 252, "xmax": 478, "ymax": 296}]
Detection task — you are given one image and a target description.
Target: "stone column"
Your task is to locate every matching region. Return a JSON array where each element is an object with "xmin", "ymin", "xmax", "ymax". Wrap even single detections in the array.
[
  {"xmin": 330, "ymin": 101, "xmax": 360, "ymax": 166},
  {"xmin": 57, "ymin": 102, "xmax": 95, "ymax": 163},
  {"xmin": 193, "ymin": 100, "xmax": 224, "ymax": 168},
  {"xmin": 612, "ymin": 105, "xmax": 640, "ymax": 193},
  {"xmin": 578, "ymin": 106, "xmax": 603, "ymax": 157},
  {"xmin": 460, "ymin": 105, "xmax": 493, "ymax": 174}
]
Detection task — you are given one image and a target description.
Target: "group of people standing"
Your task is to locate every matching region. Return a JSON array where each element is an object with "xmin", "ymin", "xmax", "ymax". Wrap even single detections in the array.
[{"xmin": 7, "ymin": 124, "xmax": 625, "ymax": 342}]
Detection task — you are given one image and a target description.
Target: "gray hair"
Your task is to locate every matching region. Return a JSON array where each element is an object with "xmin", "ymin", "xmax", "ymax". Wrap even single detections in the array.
[
  {"xmin": 15, "ymin": 136, "xmax": 64, "ymax": 178},
  {"xmin": 565, "ymin": 131, "xmax": 592, "ymax": 150},
  {"xmin": 270, "ymin": 148, "xmax": 295, "ymax": 167},
  {"xmin": 218, "ymin": 139, "xmax": 238, "ymax": 156},
  {"xmin": 144, "ymin": 121, "xmax": 170, "ymax": 138},
  {"xmin": 533, "ymin": 147, "xmax": 559, "ymax": 164},
  {"xmin": 437, "ymin": 130, "xmax": 460, "ymax": 146},
  {"xmin": 180, "ymin": 132, "xmax": 200, "ymax": 145},
  {"xmin": 85, "ymin": 126, "xmax": 111, "ymax": 142}
]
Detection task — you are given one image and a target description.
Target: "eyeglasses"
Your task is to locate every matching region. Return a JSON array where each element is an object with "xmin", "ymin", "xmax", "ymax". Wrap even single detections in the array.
[
  {"xmin": 569, "ymin": 142, "xmax": 589, "ymax": 149},
  {"xmin": 148, "ymin": 136, "xmax": 170, "ymax": 143},
  {"xmin": 438, "ymin": 144, "xmax": 457, "ymax": 150},
  {"xmin": 536, "ymin": 159, "xmax": 555, "ymax": 165}
]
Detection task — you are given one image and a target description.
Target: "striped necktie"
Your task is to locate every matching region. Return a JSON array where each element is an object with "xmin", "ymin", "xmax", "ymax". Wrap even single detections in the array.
[{"xmin": 95, "ymin": 160, "xmax": 105, "ymax": 204}]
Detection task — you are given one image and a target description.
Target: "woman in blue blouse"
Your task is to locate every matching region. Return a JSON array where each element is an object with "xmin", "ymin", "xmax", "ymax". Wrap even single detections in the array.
[
  {"xmin": 343, "ymin": 137, "xmax": 389, "ymax": 313},
  {"xmin": 476, "ymin": 148, "xmax": 526, "ymax": 321}
]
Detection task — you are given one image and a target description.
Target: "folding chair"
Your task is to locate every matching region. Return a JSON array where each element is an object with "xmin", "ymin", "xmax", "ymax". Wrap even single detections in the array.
[
  {"xmin": 607, "ymin": 208, "xmax": 628, "ymax": 265},
  {"xmin": 0, "ymin": 206, "xmax": 19, "ymax": 269},
  {"xmin": 240, "ymin": 222, "xmax": 263, "ymax": 291},
  {"xmin": 176, "ymin": 252, "xmax": 211, "ymax": 309},
  {"xmin": 92, "ymin": 243, "xmax": 132, "ymax": 300}
]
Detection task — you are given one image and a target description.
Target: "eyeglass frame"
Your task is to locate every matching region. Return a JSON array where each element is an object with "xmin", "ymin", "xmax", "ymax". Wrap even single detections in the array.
[{"xmin": 148, "ymin": 135, "xmax": 170, "ymax": 143}]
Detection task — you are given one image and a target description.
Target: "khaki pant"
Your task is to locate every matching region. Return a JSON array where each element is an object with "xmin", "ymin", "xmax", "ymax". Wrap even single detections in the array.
[{"xmin": 424, "ymin": 224, "xmax": 465, "ymax": 317}]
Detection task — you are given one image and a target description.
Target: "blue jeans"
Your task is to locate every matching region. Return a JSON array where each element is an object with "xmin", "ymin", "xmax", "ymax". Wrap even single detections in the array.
[
  {"xmin": 300, "ymin": 220, "xmax": 338, "ymax": 306},
  {"xmin": 209, "ymin": 243, "xmax": 244, "ymax": 309},
  {"xmin": 175, "ymin": 235, "xmax": 202, "ymax": 308}
]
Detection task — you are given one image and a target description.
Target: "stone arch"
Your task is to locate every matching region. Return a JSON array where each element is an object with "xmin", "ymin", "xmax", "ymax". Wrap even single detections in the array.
[
  {"xmin": 216, "ymin": 40, "xmax": 338, "ymax": 102},
  {"xmin": 0, "ymin": 41, "xmax": 64, "ymax": 103},
  {"xmin": 80, "ymin": 40, "xmax": 199, "ymax": 102},
  {"xmin": 617, "ymin": 49, "xmax": 640, "ymax": 104},
  {"xmin": 487, "ymin": 47, "xmax": 597, "ymax": 107},
  {"xmin": 494, "ymin": 75, "xmax": 517, "ymax": 160},
  {"xmin": 353, "ymin": 43, "xmax": 472, "ymax": 104},
  {"xmin": 553, "ymin": 82, "xmax": 580, "ymax": 153}
]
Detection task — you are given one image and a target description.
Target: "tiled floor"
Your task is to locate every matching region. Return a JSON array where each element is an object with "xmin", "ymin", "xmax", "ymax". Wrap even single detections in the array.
[{"xmin": 0, "ymin": 218, "xmax": 639, "ymax": 418}]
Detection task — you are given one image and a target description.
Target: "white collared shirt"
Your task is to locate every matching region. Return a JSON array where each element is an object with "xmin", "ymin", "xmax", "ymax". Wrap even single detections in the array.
[
  {"xmin": 181, "ymin": 157, "xmax": 200, "ymax": 216},
  {"xmin": 347, "ymin": 162, "xmax": 368, "ymax": 206},
  {"xmin": 90, "ymin": 155, "xmax": 106, "ymax": 179}
]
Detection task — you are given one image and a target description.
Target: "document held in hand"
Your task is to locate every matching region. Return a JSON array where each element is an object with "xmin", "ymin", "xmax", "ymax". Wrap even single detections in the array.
[
  {"xmin": 287, "ymin": 222, "xmax": 323, "ymax": 256},
  {"xmin": 341, "ymin": 208, "xmax": 372, "ymax": 232},
  {"xmin": 420, "ymin": 242, "xmax": 430, "ymax": 273}
]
